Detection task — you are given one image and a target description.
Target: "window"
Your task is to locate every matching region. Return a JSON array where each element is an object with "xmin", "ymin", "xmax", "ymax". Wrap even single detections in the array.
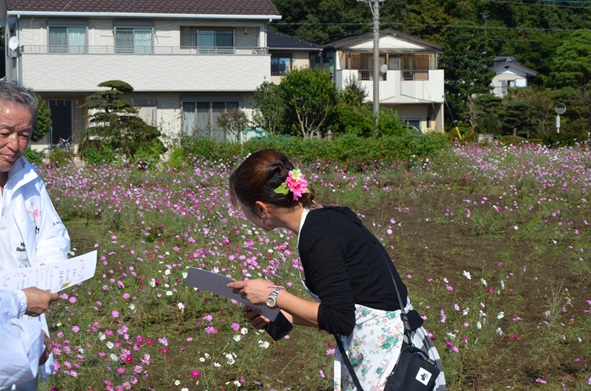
[
  {"xmin": 115, "ymin": 27, "xmax": 153, "ymax": 54},
  {"xmin": 197, "ymin": 30, "xmax": 233, "ymax": 54},
  {"xmin": 48, "ymin": 26, "xmax": 87, "ymax": 53},
  {"xmin": 182, "ymin": 101, "xmax": 239, "ymax": 140},
  {"xmin": 271, "ymin": 55, "xmax": 292, "ymax": 75}
]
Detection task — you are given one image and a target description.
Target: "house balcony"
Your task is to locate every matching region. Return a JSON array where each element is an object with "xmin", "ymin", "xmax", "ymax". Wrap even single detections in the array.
[
  {"xmin": 335, "ymin": 68, "xmax": 444, "ymax": 104},
  {"xmin": 17, "ymin": 45, "xmax": 271, "ymax": 92}
]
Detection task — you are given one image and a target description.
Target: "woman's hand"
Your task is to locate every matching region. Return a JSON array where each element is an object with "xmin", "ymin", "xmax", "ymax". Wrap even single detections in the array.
[
  {"xmin": 244, "ymin": 306, "xmax": 270, "ymax": 330},
  {"xmin": 227, "ymin": 278, "xmax": 274, "ymax": 306}
]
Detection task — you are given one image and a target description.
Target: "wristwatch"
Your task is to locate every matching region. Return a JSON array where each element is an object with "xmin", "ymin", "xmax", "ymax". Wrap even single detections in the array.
[{"xmin": 266, "ymin": 287, "xmax": 284, "ymax": 308}]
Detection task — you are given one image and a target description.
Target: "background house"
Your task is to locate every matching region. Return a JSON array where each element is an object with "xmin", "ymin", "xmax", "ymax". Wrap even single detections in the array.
[
  {"xmin": 267, "ymin": 29, "xmax": 323, "ymax": 83},
  {"xmin": 323, "ymin": 29, "xmax": 444, "ymax": 133},
  {"xmin": 490, "ymin": 56, "xmax": 538, "ymax": 98},
  {"xmin": 0, "ymin": 0, "xmax": 280, "ymax": 146}
]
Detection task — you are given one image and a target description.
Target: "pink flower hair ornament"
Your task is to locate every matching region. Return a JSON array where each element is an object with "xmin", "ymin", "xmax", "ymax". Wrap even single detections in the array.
[{"xmin": 274, "ymin": 168, "xmax": 310, "ymax": 201}]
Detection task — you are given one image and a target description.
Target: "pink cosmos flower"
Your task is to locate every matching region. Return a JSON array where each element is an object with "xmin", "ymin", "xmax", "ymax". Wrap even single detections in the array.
[{"xmin": 285, "ymin": 168, "xmax": 309, "ymax": 201}]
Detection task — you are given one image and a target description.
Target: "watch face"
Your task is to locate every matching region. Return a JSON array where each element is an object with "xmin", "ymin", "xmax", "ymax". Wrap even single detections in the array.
[{"xmin": 266, "ymin": 297, "xmax": 276, "ymax": 308}]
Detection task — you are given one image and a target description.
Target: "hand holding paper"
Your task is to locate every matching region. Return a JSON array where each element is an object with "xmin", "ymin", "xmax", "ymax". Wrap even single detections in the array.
[
  {"xmin": 184, "ymin": 267, "xmax": 280, "ymax": 321},
  {"xmin": 0, "ymin": 250, "xmax": 98, "ymax": 293}
]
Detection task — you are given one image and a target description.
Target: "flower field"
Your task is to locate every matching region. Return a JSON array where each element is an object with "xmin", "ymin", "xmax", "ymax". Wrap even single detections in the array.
[{"xmin": 39, "ymin": 142, "xmax": 591, "ymax": 391}]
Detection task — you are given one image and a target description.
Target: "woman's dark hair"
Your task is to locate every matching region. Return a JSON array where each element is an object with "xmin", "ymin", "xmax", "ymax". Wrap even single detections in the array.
[{"xmin": 229, "ymin": 150, "xmax": 315, "ymax": 212}]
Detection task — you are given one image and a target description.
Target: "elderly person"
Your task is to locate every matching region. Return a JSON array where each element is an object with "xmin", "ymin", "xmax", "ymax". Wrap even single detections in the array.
[
  {"xmin": 0, "ymin": 81, "xmax": 70, "ymax": 390},
  {"xmin": 0, "ymin": 288, "xmax": 58, "ymax": 387}
]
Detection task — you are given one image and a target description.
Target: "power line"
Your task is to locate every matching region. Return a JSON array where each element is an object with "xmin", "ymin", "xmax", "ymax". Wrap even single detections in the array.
[
  {"xmin": 482, "ymin": 0, "xmax": 591, "ymax": 8},
  {"xmin": 271, "ymin": 21, "xmax": 584, "ymax": 32}
]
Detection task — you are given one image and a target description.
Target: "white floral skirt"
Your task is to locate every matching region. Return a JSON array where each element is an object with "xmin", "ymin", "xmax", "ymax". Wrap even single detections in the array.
[
  {"xmin": 334, "ymin": 302, "xmax": 447, "ymax": 391},
  {"xmin": 334, "ymin": 304, "xmax": 405, "ymax": 391}
]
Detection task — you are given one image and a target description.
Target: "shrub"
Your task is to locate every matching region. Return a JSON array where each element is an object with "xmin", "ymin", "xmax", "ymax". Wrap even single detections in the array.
[
  {"xmin": 81, "ymin": 146, "xmax": 119, "ymax": 165},
  {"xmin": 24, "ymin": 148, "xmax": 46, "ymax": 167},
  {"xmin": 48, "ymin": 149, "xmax": 75, "ymax": 167},
  {"xmin": 169, "ymin": 133, "xmax": 450, "ymax": 170}
]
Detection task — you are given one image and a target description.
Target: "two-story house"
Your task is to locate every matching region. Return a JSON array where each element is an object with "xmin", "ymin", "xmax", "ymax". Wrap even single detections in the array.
[
  {"xmin": 324, "ymin": 29, "xmax": 444, "ymax": 133},
  {"xmin": 267, "ymin": 29, "xmax": 323, "ymax": 84},
  {"xmin": 1, "ymin": 0, "xmax": 280, "ymax": 145},
  {"xmin": 490, "ymin": 56, "xmax": 538, "ymax": 98}
]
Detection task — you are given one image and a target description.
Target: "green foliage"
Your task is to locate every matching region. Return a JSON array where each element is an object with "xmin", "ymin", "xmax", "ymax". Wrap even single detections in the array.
[
  {"xmin": 331, "ymin": 102, "xmax": 374, "ymax": 137},
  {"xmin": 81, "ymin": 145, "xmax": 118, "ymax": 165},
  {"xmin": 252, "ymin": 82, "xmax": 284, "ymax": 135},
  {"xmin": 440, "ymin": 24, "xmax": 495, "ymax": 127},
  {"xmin": 377, "ymin": 108, "xmax": 405, "ymax": 137},
  {"xmin": 79, "ymin": 80, "xmax": 166, "ymax": 164},
  {"xmin": 548, "ymin": 29, "xmax": 591, "ymax": 89},
  {"xmin": 500, "ymin": 101, "xmax": 535, "ymax": 137},
  {"xmin": 217, "ymin": 108, "xmax": 250, "ymax": 142},
  {"xmin": 169, "ymin": 133, "xmax": 450, "ymax": 170},
  {"xmin": 48, "ymin": 149, "xmax": 75, "ymax": 167},
  {"xmin": 279, "ymin": 68, "xmax": 338, "ymax": 138},
  {"xmin": 476, "ymin": 112, "xmax": 501, "ymax": 135},
  {"xmin": 167, "ymin": 136, "xmax": 244, "ymax": 169},
  {"xmin": 23, "ymin": 147, "xmax": 46, "ymax": 167},
  {"xmin": 32, "ymin": 94, "xmax": 51, "ymax": 142}
]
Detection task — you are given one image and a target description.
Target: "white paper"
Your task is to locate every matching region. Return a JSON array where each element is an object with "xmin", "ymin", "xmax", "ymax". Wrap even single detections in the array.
[
  {"xmin": 0, "ymin": 250, "xmax": 98, "ymax": 293},
  {"xmin": 185, "ymin": 267, "xmax": 280, "ymax": 321}
]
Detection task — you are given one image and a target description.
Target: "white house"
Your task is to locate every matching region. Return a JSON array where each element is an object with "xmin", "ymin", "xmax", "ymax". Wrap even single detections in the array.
[
  {"xmin": 490, "ymin": 56, "xmax": 538, "ymax": 98},
  {"xmin": 323, "ymin": 29, "xmax": 445, "ymax": 133},
  {"xmin": 0, "ymin": 0, "xmax": 281, "ymax": 146}
]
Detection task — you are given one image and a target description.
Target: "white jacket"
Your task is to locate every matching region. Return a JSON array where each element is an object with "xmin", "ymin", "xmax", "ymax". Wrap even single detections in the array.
[
  {"xmin": 0, "ymin": 290, "xmax": 44, "ymax": 387},
  {"xmin": 0, "ymin": 158, "xmax": 70, "ymax": 389}
]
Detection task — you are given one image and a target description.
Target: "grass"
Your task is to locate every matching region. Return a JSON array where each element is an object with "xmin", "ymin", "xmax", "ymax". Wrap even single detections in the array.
[{"xmin": 36, "ymin": 141, "xmax": 591, "ymax": 390}]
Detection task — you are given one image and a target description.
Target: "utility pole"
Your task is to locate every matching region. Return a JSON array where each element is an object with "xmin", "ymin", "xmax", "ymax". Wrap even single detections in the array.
[
  {"xmin": 359, "ymin": 0, "xmax": 384, "ymax": 126},
  {"xmin": 372, "ymin": 0, "xmax": 380, "ymax": 123}
]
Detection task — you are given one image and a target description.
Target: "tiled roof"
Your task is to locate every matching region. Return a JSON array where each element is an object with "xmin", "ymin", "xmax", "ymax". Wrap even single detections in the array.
[
  {"xmin": 492, "ymin": 57, "xmax": 538, "ymax": 77},
  {"xmin": 5, "ymin": 0, "xmax": 279, "ymax": 16},
  {"xmin": 325, "ymin": 29, "xmax": 442, "ymax": 53},
  {"xmin": 267, "ymin": 30, "xmax": 322, "ymax": 51}
]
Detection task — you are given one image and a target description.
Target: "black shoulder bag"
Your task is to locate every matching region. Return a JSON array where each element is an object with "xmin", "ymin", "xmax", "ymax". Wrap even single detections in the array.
[{"xmin": 334, "ymin": 222, "xmax": 440, "ymax": 391}]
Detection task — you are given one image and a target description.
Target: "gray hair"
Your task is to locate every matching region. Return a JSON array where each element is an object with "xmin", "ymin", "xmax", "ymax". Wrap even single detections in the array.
[{"xmin": 0, "ymin": 81, "xmax": 39, "ymax": 122}]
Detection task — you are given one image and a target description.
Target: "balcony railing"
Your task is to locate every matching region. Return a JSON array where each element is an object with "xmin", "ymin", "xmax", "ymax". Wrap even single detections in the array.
[
  {"xmin": 21, "ymin": 45, "xmax": 269, "ymax": 55},
  {"xmin": 402, "ymin": 70, "xmax": 430, "ymax": 81},
  {"xmin": 358, "ymin": 70, "xmax": 387, "ymax": 81}
]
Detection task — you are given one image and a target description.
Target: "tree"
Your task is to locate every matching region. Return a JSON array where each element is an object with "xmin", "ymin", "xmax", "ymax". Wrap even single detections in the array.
[
  {"xmin": 79, "ymin": 80, "xmax": 166, "ymax": 163},
  {"xmin": 278, "ymin": 68, "xmax": 338, "ymax": 138},
  {"xmin": 217, "ymin": 108, "xmax": 250, "ymax": 142},
  {"xmin": 32, "ymin": 94, "xmax": 52, "ymax": 142},
  {"xmin": 252, "ymin": 82, "xmax": 285, "ymax": 135},
  {"xmin": 548, "ymin": 29, "xmax": 591, "ymax": 89},
  {"xmin": 439, "ymin": 24, "xmax": 495, "ymax": 128},
  {"xmin": 500, "ymin": 101, "xmax": 534, "ymax": 137}
]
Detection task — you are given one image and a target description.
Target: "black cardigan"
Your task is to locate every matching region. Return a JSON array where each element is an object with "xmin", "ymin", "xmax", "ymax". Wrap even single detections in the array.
[{"xmin": 298, "ymin": 206, "xmax": 408, "ymax": 335}]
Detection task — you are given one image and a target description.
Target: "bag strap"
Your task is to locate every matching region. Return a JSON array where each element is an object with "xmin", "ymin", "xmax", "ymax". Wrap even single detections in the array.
[
  {"xmin": 335, "ymin": 335, "xmax": 365, "ymax": 391},
  {"xmin": 332, "ymin": 209, "xmax": 413, "ymax": 391}
]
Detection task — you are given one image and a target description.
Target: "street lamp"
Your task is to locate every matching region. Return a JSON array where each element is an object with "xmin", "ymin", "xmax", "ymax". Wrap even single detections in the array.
[{"xmin": 554, "ymin": 103, "xmax": 566, "ymax": 134}]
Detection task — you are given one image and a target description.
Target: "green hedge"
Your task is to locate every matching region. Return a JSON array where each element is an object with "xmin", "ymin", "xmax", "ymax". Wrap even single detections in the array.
[{"xmin": 168, "ymin": 133, "xmax": 450, "ymax": 170}]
